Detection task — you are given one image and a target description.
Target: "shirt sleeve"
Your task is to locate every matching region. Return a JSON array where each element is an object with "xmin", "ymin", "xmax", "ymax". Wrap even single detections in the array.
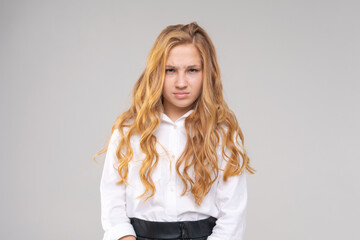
[
  {"xmin": 207, "ymin": 135, "xmax": 248, "ymax": 240},
  {"xmin": 100, "ymin": 129, "xmax": 136, "ymax": 240}
]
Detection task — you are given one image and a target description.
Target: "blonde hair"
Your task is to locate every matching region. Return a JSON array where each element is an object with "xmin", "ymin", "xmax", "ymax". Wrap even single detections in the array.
[{"xmin": 94, "ymin": 22, "xmax": 255, "ymax": 206}]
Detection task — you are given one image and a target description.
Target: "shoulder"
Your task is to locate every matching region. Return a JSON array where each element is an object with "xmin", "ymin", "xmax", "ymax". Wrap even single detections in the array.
[{"xmin": 110, "ymin": 118, "xmax": 141, "ymax": 151}]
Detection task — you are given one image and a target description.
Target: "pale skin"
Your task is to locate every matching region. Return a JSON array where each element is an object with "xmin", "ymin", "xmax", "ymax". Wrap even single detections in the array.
[
  {"xmin": 119, "ymin": 236, "xmax": 136, "ymax": 240},
  {"xmin": 118, "ymin": 44, "xmax": 203, "ymax": 240},
  {"xmin": 162, "ymin": 43, "xmax": 203, "ymax": 122}
]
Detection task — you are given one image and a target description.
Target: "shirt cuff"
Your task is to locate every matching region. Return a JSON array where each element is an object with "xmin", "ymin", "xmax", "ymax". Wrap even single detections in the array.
[{"xmin": 102, "ymin": 222, "xmax": 136, "ymax": 240}]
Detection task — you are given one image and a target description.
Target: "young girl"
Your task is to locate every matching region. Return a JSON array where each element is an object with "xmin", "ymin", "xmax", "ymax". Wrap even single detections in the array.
[{"xmin": 95, "ymin": 22, "xmax": 255, "ymax": 240}]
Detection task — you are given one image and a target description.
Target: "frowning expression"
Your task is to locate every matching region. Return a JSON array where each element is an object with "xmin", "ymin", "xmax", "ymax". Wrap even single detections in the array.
[{"xmin": 162, "ymin": 44, "xmax": 203, "ymax": 117}]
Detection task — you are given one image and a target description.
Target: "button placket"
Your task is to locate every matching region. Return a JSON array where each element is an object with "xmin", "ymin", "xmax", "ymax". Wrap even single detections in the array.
[{"xmin": 166, "ymin": 124, "xmax": 177, "ymax": 218}]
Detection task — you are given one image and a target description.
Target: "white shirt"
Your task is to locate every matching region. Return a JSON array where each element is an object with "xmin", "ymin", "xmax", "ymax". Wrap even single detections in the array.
[{"xmin": 100, "ymin": 109, "xmax": 248, "ymax": 240}]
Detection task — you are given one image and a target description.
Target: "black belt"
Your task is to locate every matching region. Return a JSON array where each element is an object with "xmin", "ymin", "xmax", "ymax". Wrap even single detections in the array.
[{"xmin": 130, "ymin": 216, "xmax": 217, "ymax": 240}]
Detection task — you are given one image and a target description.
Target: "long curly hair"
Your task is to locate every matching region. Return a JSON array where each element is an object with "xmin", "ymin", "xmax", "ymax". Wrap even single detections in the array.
[{"xmin": 94, "ymin": 22, "xmax": 255, "ymax": 206}]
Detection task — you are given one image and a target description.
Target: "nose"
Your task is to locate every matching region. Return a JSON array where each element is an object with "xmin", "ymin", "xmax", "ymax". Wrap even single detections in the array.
[{"xmin": 175, "ymin": 71, "xmax": 188, "ymax": 88}]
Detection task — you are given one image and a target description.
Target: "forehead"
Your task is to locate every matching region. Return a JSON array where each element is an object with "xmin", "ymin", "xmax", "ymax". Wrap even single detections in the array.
[{"xmin": 166, "ymin": 44, "xmax": 202, "ymax": 66}]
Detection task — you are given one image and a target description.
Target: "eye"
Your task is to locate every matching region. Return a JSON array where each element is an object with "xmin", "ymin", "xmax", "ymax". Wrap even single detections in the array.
[
  {"xmin": 189, "ymin": 69, "xmax": 199, "ymax": 73},
  {"xmin": 165, "ymin": 69, "xmax": 175, "ymax": 73}
]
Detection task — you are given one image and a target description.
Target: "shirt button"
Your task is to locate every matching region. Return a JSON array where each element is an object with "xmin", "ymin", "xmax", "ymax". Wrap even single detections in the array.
[
  {"xmin": 170, "ymin": 186, "xmax": 175, "ymax": 192},
  {"xmin": 173, "ymin": 125, "xmax": 177, "ymax": 129},
  {"xmin": 171, "ymin": 154, "xmax": 175, "ymax": 159}
]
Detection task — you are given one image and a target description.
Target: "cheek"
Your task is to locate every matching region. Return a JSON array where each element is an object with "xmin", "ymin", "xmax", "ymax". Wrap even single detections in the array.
[
  {"xmin": 195, "ymin": 74, "xmax": 203, "ymax": 93},
  {"xmin": 162, "ymin": 79, "xmax": 171, "ymax": 95}
]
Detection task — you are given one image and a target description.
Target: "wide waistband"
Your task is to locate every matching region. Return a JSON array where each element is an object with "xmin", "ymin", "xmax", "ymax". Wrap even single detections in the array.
[{"xmin": 130, "ymin": 216, "xmax": 217, "ymax": 239}]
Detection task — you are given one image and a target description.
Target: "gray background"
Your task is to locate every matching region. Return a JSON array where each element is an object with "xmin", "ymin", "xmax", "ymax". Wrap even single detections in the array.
[{"xmin": 1, "ymin": 0, "xmax": 359, "ymax": 239}]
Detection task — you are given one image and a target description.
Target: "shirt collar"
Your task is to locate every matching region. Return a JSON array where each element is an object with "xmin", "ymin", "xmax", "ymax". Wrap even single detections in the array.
[{"xmin": 161, "ymin": 109, "xmax": 194, "ymax": 125}]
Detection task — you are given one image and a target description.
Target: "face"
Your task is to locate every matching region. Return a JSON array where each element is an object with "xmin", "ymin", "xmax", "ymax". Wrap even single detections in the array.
[{"xmin": 162, "ymin": 43, "xmax": 203, "ymax": 120}]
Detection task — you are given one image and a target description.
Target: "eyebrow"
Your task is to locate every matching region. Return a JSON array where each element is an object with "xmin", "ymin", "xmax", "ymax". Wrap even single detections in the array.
[{"xmin": 165, "ymin": 65, "xmax": 202, "ymax": 69}]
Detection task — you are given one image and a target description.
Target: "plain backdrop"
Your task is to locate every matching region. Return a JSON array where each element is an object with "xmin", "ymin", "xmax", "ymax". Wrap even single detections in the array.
[{"xmin": 1, "ymin": 0, "xmax": 359, "ymax": 239}]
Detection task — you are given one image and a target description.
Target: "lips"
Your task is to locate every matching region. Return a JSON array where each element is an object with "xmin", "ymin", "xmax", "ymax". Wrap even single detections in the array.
[{"xmin": 173, "ymin": 92, "xmax": 190, "ymax": 99}]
